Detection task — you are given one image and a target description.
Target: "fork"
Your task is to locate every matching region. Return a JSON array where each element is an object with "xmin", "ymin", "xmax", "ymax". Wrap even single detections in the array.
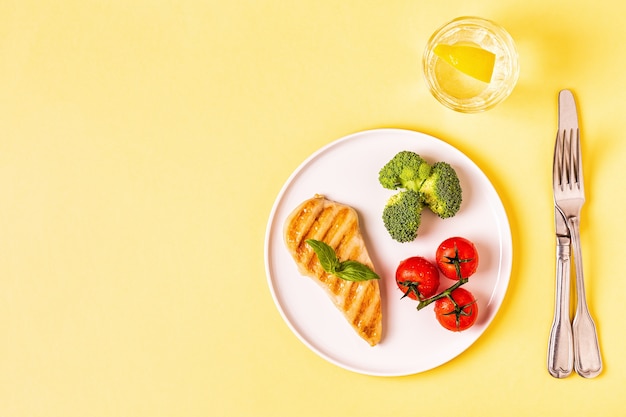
[{"xmin": 553, "ymin": 97, "xmax": 602, "ymax": 378}]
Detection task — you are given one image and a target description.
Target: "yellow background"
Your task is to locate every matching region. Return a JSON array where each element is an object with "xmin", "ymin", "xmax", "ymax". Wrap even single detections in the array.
[{"xmin": 1, "ymin": 0, "xmax": 624, "ymax": 416}]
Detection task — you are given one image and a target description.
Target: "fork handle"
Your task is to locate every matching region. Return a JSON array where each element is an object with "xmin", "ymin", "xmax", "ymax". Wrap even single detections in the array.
[
  {"xmin": 548, "ymin": 242, "xmax": 573, "ymax": 378},
  {"xmin": 568, "ymin": 217, "xmax": 603, "ymax": 378}
]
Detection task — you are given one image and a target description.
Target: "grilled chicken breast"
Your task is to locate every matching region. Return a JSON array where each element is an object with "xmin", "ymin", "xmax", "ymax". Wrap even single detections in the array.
[{"xmin": 283, "ymin": 195, "xmax": 382, "ymax": 346}]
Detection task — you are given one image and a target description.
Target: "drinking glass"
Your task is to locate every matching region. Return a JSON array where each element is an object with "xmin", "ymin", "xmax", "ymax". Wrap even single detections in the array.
[{"xmin": 423, "ymin": 17, "xmax": 519, "ymax": 113}]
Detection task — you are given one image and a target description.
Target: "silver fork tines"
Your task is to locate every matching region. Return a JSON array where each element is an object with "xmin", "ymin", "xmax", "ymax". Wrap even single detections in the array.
[
  {"xmin": 553, "ymin": 104, "xmax": 602, "ymax": 378},
  {"xmin": 554, "ymin": 128, "xmax": 583, "ymax": 201}
]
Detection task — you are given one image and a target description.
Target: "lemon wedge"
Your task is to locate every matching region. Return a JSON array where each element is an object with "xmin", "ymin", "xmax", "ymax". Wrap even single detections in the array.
[{"xmin": 433, "ymin": 44, "xmax": 496, "ymax": 83}]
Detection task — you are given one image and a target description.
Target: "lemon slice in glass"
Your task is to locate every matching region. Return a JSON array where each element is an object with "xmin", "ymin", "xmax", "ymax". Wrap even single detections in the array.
[{"xmin": 433, "ymin": 44, "xmax": 496, "ymax": 83}]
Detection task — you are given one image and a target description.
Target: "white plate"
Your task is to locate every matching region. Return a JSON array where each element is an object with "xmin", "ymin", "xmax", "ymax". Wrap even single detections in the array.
[{"xmin": 264, "ymin": 128, "xmax": 512, "ymax": 376}]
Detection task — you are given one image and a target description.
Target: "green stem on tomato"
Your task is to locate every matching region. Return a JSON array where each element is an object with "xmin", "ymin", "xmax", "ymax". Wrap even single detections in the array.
[
  {"xmin": 416, "ymin": 278, "xmax": 468, "ymax": 310},
  {"xmin": 443, "ymin": 244, "xmax": 475, "ymax": 280},
  {"xmin": 398, "ymin": 280, "xmax": 424, "ymax": 300},
  {"xmin": 416, "ymin": 242, "xmax": 474, "ymax": 310}
]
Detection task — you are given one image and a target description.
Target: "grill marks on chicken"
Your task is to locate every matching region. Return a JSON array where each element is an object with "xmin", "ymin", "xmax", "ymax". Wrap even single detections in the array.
[{"xmin": 284, "ymin": 195, "xmax": 382, "ymax": 346}]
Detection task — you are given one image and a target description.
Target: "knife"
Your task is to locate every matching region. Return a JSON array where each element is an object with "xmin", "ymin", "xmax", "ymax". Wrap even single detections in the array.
[{"xmin": 547, "ymin": 93, "xmax": 575, "ymax": 378}]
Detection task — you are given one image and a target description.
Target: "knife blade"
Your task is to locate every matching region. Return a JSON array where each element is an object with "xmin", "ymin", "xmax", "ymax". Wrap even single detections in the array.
[{"xmin": 547, "ymin": 93, "xmax": 575, "ymax": 378}]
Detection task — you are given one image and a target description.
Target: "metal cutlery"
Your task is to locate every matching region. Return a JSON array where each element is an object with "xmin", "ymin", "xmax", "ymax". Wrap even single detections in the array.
[
  {"xmin": 547, "ymin": 204, "xmax": 573, "ymax": 378},
  {"xmin": 549, "ymin": 89, "xmax": 602, "ymax": 378}
]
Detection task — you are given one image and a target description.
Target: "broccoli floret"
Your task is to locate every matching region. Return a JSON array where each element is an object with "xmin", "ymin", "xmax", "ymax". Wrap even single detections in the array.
[
  {"xmin": 378, "ymin": 151, "xmax": 432, "ymax": 192},
  {"xmin": 419, "ymin": 162, "xmax": 462, "ymax": 219},
  {"xmin": 382, "ymin": 190, "xmax": 423, "ymax": 243}
]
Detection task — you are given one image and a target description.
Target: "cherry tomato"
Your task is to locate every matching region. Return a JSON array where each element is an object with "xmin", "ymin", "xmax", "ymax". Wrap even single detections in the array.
[
  {"xmin": 434, "ymin": 287, "xmax": 478, "ymax": 332},
  {"xmin": 435, "ymin": 237, "xmax": 479, "ymax": 280},
  {"xmin": 395, "ymin": 256, "xmax": 440, "ymax": 301}
]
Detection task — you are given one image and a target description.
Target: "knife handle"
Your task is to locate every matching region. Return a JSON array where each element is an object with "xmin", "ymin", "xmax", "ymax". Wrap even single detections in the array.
[{"xmin": 547, "ymin": 243, "xmax": 574, "ymax": 378}]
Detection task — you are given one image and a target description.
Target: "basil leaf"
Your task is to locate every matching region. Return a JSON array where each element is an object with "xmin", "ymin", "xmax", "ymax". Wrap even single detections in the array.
[
  {"xmin": 306, "ymin": 239, "xmax": 379, "ymax": 282},
  {"xmin": 336, "ymin": 260, "xmax": 380, "ymax": 282},
  {"xmin": 305, "ymin": 239, "xmax": 339, "ymax": 273}
]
